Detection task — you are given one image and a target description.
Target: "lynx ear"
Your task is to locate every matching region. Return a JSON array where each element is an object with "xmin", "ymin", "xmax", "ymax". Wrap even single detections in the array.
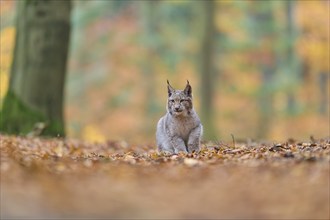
[
  {"xmin": 167, "ymin": 80, "xmax": 175, "ymax": 97},
  {"xmin": 184, "ymin": 80, "xmax": 192, "ymax": 97}
]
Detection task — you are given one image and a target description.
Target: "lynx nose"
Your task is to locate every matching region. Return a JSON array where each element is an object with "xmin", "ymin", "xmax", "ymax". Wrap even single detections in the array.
[{"xmin": 175, "ymin": 107, "xmax": 180, "ymax": 111}]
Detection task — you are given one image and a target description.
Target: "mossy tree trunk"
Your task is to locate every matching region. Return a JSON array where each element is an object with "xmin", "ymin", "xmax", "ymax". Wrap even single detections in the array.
[{"xmin": 0, "ymin": 0, "xmax": 71, "ymax": 137}]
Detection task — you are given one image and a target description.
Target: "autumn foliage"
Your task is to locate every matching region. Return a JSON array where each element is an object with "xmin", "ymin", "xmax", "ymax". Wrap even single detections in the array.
[
  {"xmin": 1, "ymin": 1, "xmax": 329, "ymax": 142},
  {"xmin": 1, "ymin": 1, "xmax": 329, "ymax": 218}
]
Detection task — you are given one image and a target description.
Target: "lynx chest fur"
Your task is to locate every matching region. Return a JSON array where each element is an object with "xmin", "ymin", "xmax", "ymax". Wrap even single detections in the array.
[{"xmin": 156, "ymin": 81, "xmax": 203, "ymax": 154}]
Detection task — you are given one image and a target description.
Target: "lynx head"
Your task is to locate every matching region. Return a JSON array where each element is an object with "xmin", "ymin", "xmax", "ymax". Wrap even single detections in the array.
[{"xmin": 167, "ymin": 80, "xmax": 193, "ymax": 117}]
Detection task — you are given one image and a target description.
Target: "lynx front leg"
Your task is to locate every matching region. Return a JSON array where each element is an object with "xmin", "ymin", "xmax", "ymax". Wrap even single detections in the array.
[
  {"xmin": 158, "ymin": 142, "xmax": 175, "ymax": 154},
  {"xmin": 187, "ymin": 124, "xmax": 202, "ymax": 153},
  {"xmin": 170, "ymin": 136, "xmax": 188, "ymax": 154}
]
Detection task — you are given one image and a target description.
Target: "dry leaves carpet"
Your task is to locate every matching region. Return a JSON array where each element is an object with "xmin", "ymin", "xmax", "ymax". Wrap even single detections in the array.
[{"xmin": 1, "ymin": 135, "xmax": 329, "ymax": 219}]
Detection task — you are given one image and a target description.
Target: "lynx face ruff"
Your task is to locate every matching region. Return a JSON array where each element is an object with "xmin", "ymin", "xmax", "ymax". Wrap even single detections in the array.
[{"xmin": 156, "ymin": 80, "xmax": 203, "ymax": 154}]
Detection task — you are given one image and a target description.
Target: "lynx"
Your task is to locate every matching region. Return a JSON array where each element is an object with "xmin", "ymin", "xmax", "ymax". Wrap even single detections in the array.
[{"xmin": 156, "ymin": 80, "xmax": 203, "ymax": 154}]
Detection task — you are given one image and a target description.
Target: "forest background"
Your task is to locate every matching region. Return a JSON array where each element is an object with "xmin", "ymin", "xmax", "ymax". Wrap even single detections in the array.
[{"xmin": 0, "ymin": 0, "xmax": 329, "ymax": 144}]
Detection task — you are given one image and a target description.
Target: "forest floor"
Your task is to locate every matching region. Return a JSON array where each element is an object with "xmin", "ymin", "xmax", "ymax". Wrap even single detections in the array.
[{"xmin": 1, "ymin": 134, "xmax": 329, "ymax": 219}]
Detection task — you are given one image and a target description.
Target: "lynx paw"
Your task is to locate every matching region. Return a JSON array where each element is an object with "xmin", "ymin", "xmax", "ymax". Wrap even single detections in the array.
[{"xmin": 187, "ymin": 144, "xmax": 200, "ymax": 153}]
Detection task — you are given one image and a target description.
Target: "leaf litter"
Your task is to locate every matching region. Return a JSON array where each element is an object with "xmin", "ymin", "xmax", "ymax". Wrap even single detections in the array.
[{"xmin": 1, "ymin": 134, "xmax": 329, "ymax": 219}]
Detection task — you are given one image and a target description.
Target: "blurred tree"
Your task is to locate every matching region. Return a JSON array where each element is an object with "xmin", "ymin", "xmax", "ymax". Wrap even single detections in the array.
[
  {"xmin": 200, "ymin": 0, "xmax": 217, "ymax": 140},
  {"xmin": 284, "ymin": 0, "xmax": 299, "ymax": 115},
  {"xmin": 318, "ymin": 72, "xmax": 329, "ymax": 115},
  {"xmin": 250, "ymin": 1, "xmax": 277, "ymax": 139},
  {"xmin": 0, "ymin": 0, "xmax": 71, "ymax": 136},
  {"xmin": 141, "ymin": 0, "xmax": 159, "ymax": 133}
]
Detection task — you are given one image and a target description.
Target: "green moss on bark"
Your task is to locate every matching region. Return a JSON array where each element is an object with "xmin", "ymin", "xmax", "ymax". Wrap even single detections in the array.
[{"xmin": 0, "ymin": 91, "xmax": 65, "ymax": 137}]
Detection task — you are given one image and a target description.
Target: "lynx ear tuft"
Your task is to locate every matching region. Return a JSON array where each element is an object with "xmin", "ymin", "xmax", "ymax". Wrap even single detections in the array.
[
  {"xmin": 167, "ymin": 80, "xmax": 174, "ymax": 97},
  {"xmin": 184, "ymin": 80, "xmax": 192, "ymax": 97}
]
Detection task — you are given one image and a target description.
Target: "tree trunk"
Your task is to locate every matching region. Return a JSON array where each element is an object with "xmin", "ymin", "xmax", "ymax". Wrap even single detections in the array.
[
  {"xmin": 253, "ymin": 2, "xmax": 277, "ymax": 139},
  {"xmin": 318, "ymin": 72, "xmax": 329, "ymax": 115},
  {"xmin": 0, "ymin": 0, "xmax": 71, "ymax": 137},
  {"xmin": 140, "ymin": 1, "xmax": 159, "ymax": 135},
  {"xmin": 200, "ymin": 0, "xmax": 217, "ymax": 140},
  {"xmin": 257, "ymin": 65, "xmax": 275, "ymax": 139},
  {"xmin": 141, "ymin": 0, "xmax": 157, "ymax": 114},
  {"xmin": 285, "ymin": 0, "xmax": 298, "ymax": 115}
]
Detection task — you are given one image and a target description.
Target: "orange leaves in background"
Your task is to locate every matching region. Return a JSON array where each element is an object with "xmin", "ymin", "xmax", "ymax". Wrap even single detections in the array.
[
  {"xmin": 0, "ymin": 27, "xmax": 15, "ymax": 101},
  {"xmin": 82, "ymin": 124, "xmax": 106, "ymax": 143},
  {"xmin": 0, "ymin": 1, "xmax": 328, "ymax": 142},
  {"xmin": 296, "ymin": 1, "xmax": 329, "ymax": 72}
]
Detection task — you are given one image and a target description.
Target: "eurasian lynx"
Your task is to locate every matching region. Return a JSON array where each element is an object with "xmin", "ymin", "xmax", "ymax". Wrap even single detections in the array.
[{"xmin": 156, "ymin": 80, "xmax": 203, "ymax": 154}]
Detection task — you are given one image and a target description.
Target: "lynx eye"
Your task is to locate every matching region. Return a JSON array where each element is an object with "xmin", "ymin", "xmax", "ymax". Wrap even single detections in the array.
[
  {"xmin": 180, "ymin": 99, "xmax": 187, "ymax": 103},
  {"xmin": 169, "ymin": 100, "xmax": 175, "ymax": 103}
]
